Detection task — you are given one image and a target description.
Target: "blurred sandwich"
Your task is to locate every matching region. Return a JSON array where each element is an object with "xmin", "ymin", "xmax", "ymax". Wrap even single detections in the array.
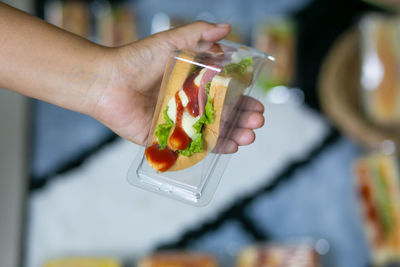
[
  {"xmin": 254, "ymin": 17, "xmax": 296, "ymax": 90},
  {"xmin": 45, "ymin": 0, "xmax": 90, "ymax": 38},
  {"xmin": 237, "ymin": 243, "xmax": 319, "ymax": 267},
  {"xmin": 138, "ymin": 251, "xmax": 218, "ymax": 267},
  {"xmin": 43, "ymin": 258, "xmax": 120, "ymax": 267},
  {"xmin": 354, "ymin": 153, "xmax": 400, "ymax": 265},
  {"xmin": 360, "ymin": 15, "xmax": 400, "ymax": 126}
]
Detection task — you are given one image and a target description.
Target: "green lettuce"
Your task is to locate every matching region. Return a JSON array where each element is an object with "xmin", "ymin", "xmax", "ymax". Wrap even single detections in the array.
[
  {"xmin": 223, "ymin": 56, "xmax": 253, "ymax": 74},
  {"xmin": 189, "ymin": 65, "xmax": 200, "ymax": 75},
  {"xmin": 371, "ymin": 159, "xmax": 393, "ymax": 234},
  {"xmin": 155, "ymin": 106, "xmax": 174, "ymax": 149},
  {"xmin": 179, "ymin": 82, "xmax": 215, "ymax": 156},
  {"xmin": 193, "ymin": 82, "xmax": 214, "ymax": 132},
  {"xmin": 163, "ymin": 106, "xmax": 174, "ymax": 126},
  {"xmin": 178, "ymin": 133, "xmax": 203, "ymax": 157},
  {"xmin": 205, "ymin": 92, "xmax": 214, "ymax": 123}
]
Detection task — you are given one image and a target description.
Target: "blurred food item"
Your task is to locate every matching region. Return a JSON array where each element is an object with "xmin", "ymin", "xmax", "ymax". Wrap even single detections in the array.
[
  {"xmin": 354, "ymin": 153, "xmax": 400, "ymax": 266},
  {"xmin": 237, "ymin": 243, "xmax": 319, "ymax": 267},
  {"xmin": 45, "ymin": 0, "xmax": 90, "ymax": 38},
  {"xmin": 96, "ymin": 2, "xmax": 137, "ymax": 46},
  {"xmin": 43, "ymin": 258, "xmax": 120, "ymax": 267},
  {"xmin": 254, "ymin": 17, "xmax": 296, "ymax": 91},
  {"xmin": 45, "ymin": 0, "xmax": 138, "ymax": 45},
  {"xmin": 138, "ymin": 251, "xmax": 218, "ymax": 267},
  {"xmin": 319, "ymin": 26, "xmax": 400, "ymax": 149},
  {"xmin": 360, "ymin": 14, "xmax": 400, "ymax": 127}
]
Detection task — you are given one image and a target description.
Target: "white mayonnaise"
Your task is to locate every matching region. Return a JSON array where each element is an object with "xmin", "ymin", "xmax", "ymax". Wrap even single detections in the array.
[
  {"xmin": 166, "ymin": 91, "xmax": 200, "ymax": 139},
  {"xmin": 193, "ymin": 68, "xmax": 207, "ymax": 87}
]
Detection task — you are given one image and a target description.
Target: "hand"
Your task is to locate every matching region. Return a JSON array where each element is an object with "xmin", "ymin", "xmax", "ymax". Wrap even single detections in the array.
[
  {"xmin": 90, "ymin": 21, "xmax": 265, "ymax": 153},
  {"xmin": 0, "ymin": 5, "xmax": 263, "ymax": 153}
]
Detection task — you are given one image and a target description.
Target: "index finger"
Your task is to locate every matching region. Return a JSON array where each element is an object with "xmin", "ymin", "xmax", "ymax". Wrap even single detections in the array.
[{"xmin": 239, "ymin": 95, "xmax": 264, "ymax": 113}]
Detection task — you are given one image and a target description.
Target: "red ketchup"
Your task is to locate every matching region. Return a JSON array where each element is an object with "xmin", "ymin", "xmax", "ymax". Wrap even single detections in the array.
[
  {"xmin": 358, "ymin": 165, "xmax": 384, "ymax": 246},
  {"xmin": 183, "ymin": 69, "xmax": 201, "ymax": 117},
  {"xmin": 145, "ymin": 71, "xmax": 201, "ymax": 171},
  {"xmin": 168, "ymin": 93, "xmax": 191, "ymax": 151},
  {"xmin": 145, "ymin": 143, "xmax": 178, "ymax": 172}
]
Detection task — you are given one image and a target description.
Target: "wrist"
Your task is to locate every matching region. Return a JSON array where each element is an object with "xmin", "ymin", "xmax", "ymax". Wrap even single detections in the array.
[{"xmin": 84, "ymin": 45, "xmax": 120, "ymax": 120}]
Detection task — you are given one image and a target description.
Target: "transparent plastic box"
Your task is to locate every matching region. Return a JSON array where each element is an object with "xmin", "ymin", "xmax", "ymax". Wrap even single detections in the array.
[{"xmin": 128, "ymin": 40, "xmax": 274, "ymax": 206}]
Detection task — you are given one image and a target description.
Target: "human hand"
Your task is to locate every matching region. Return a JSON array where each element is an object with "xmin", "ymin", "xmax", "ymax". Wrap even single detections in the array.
[{"xmin": 90, "ymin": 21, "xmax": 265, "ymax": 153}]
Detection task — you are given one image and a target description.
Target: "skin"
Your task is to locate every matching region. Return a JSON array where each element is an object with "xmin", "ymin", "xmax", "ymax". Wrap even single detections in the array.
[{"xmin": 0, "ymin": 2, "xmax": 264, "ymax": 153}]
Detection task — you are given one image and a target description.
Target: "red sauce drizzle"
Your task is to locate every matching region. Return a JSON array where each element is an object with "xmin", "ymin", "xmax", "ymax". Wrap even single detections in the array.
[
  {"xmin": 168, "ymin": 91, "xmax": 191, "ymax": 151},
  {"xmin": 145, "ymin": 143, "xmax": 178, "ymax": 172},
  {"xmin": 183, "ymin": 70, "xmax": 200, "ymax": 117},
  {"xmin": 255, "ymin": 247, "xmax": 268, "ymax": 266},
  {"xmin": 145, "ymin": 70, "xmax": 200, "ymax": 171},
  {"xmin": 358, "ymin": 165, "xmax": 384, "ymax": 246},
  {"xmin": 175, "ymin": 93, "xmax": 185, "ymax": 126}
]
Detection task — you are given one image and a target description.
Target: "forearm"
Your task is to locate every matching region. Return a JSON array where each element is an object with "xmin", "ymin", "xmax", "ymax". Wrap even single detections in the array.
[{"xmin": 0, "ymin": 2, "xmax": 110, "ymax": 115}]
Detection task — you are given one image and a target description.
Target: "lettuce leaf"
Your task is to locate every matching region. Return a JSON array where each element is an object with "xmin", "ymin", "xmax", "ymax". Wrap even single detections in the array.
[
  {"xmin": 193, "ymin": 115, "xmax": 208, "ymax": 132},
  {"xmin": 189, "ymin": 65, "xmax": 200, "ymax": 75},
  {"xmin": 155, "ymin": 106, "xmax": 174, "ymax": 149},
  {"xmin": 193, "ymin": 84, "xmax": 214, "ymax": 132},
  {"xmin": 205, "ymin": 81, "xmax": 211, "ymax": 94},
  {"xmin": 205, "ymin": 93, "xmax": 214, "ymax": 123},
  {"xmin": 163, "ymin": 106, "xmax": 174, "ymax": 127},
  {"xmin": 370, "ymin": 159, "xmax": 393, "ymax": 234},
  {"xmin": 155, "ymin": 80, "xmax": 215, "ymax": 156},
  {"xmin": 223, "ymin": 56, "xmax": 253, "ymax": 74},
  {"xmin": 178, "ymin": 133, "xmax": 203, "ymax": 157}
]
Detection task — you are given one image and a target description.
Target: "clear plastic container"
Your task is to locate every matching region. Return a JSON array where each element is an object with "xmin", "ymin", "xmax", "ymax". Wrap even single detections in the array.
[{"xmin": 128, "ymin": 40, "xmax": 274, "ymax": 206}]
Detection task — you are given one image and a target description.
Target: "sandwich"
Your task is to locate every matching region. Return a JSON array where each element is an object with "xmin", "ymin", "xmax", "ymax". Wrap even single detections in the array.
[
  {"xmin": 43, "ymin": 258, "xmax": 120, "ymax": 267},
  {"xmin": 360, "ymin": 15, "xmax": 400, "ymax": 126},
  {"xmin": 138, "ymin": 251, "xmax": 217, "ymax": 267},
  {"xmin": 237, "ymin": 243, "xmax": 319, "ymax": 267},
  {"xmin": 354, "ymin": 153, "xmax": 400, "ymax": 266},
  {"xmin": 145, "ymin": 45, "xmax": 255, "ymax": 172}
]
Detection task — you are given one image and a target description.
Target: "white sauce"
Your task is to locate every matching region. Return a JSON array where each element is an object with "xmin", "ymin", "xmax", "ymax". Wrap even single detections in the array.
[
  {"xmin": 166, "ymin": 91, "xmax": 200, "ymax": 139},
  {"xmin": 181, "ymin": 111, "xmax": 200, "ymax": 139},
  {"xmin": 178, "ymin": 90, "xmax": 189, "ymax": 107},
  {"xmin": 167, "ymin": 96, "xmax": 176, "ymax": 122},
  {"xmin": 194, "ymin": 68, "xmax": 207, "ymax": 87}
]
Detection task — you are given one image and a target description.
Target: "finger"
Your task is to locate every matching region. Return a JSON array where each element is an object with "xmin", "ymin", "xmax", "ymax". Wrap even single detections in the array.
[
  {"xmin": 239, "ymin": 96, "xmax": 265, "ymax": 113},
  {"xmin": 214, "ymin": 138, "xmax": 238, "ymax": 154},
  {"xmin": 229, "ymin": 128, "xmax": 255, "ymax": 146},
  {"xmin": 160, "ymin": 21, "xmax": 231, "ymax": 50},
  {"xmin": 236, "ymin": 111, "xmax": 265, "ymax": 129},
  {"xmin": 202, "ymin": 23, "xmax": 231, "ymax": 41}
]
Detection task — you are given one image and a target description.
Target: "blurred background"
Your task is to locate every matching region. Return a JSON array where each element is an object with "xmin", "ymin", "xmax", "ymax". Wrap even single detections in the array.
[{"xmin": 2, "ymin": 0, "xmax": 400, "ymax": 266}]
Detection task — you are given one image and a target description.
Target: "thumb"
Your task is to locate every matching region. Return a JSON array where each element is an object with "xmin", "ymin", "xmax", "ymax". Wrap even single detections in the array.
[{"xmin": 156, "ymin": 21, "xmax": 231, "ymax": 51}]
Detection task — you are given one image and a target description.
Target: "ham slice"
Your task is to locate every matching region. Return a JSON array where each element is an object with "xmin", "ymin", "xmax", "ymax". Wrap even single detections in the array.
[{"xmin": 198, "ymin": 67, "xmax": 219, "ymax": 116}]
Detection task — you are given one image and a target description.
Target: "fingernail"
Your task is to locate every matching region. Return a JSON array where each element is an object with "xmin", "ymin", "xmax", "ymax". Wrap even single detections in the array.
[{"xmin": 216, "ymin": 23, "xmax": 230, "ymax": 28}]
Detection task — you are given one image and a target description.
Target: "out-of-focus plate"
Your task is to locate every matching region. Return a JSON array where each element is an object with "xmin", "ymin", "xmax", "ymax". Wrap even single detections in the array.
[{"xmin": 319, "ymin": 28, "xmax": 400, "ymax": 149}]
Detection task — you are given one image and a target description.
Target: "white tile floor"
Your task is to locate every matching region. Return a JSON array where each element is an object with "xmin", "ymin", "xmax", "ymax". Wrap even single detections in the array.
[{"xmin": 26, "ymin": 100, "xmax": 328, "ymax": 266}]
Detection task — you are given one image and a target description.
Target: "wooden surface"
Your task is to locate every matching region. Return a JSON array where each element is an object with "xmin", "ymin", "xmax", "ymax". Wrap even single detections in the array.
[{"xmin": 319, "ymin": 28, "xmax": 400, "ymax": 149}]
